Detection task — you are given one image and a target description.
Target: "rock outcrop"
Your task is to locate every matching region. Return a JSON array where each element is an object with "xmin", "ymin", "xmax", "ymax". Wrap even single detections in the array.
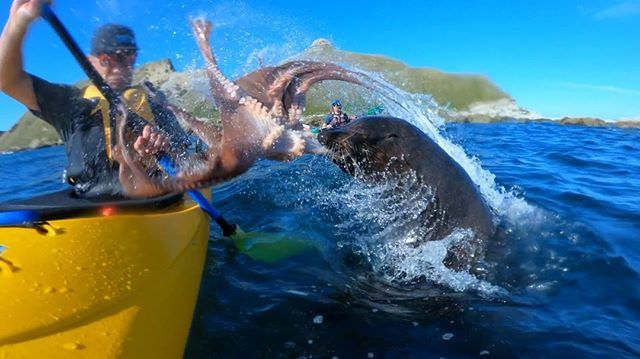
[
  {"xmin": 452, "ymin": 98, "xmax": 541, "ymax": 122},
  {"xmin": 615, "ymin": 120, "xmax": 640, "ymax": 129},
  {"xmin": 558, "ymin": 117, "xmax": 608, "ymax": 127},
  {"xmin": 0, "ymin": 112, "xmax": 62, "ymax": 152}
]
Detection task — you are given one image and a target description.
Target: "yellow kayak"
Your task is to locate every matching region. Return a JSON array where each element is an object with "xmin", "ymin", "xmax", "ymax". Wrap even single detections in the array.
[{"xmin": 0, "ymin": 190, "xmax": 210, "ymax": 358}]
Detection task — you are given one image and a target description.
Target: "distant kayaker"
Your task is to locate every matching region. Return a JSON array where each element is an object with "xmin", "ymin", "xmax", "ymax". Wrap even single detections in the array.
[
  {"xmin": 0, "ymin": 0, "xmax": 192, "ymax": 199},
  {"xmin": 323, "ymin": 99, "xmax": 355, "ymax": 129}
]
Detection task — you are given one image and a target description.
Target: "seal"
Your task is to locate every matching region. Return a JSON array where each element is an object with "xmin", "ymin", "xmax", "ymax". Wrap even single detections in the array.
[{"xmin": 318, "ymin": 116, "xmax": 495, "ymax": 268}]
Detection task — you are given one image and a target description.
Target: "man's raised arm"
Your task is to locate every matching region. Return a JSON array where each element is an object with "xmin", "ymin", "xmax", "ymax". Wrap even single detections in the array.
[{"xmin": 0, "ymin": 0, "xmax": 47, "ymax": 111}]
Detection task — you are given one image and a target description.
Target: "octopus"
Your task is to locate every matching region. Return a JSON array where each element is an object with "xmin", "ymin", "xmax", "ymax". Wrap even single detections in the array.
[{"xmin": 115, "ymin": 18, "xmax": 370, "ymax": 198}]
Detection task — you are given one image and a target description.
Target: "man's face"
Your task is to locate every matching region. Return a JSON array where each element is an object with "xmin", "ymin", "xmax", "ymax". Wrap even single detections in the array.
[
  {"xmin": 90, "ymin": 50, "xmax": 137, "ymax": 91},
  {"xmin": 332, "ymin": 104, "xmax": 342, "ymax": 114}
]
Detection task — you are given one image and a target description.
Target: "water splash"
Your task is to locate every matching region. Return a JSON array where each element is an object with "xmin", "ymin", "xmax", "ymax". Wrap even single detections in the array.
[
  {"xmin": 328, "ymin": 175, "xmax": 504, "ymax": 294},
  {"xmin": 296, "ymin": 65, "xmax": 546, "ymax": 294},
  {"xmin": 321, "ymin": 65, "xmax": 538, "ymax": 224}
]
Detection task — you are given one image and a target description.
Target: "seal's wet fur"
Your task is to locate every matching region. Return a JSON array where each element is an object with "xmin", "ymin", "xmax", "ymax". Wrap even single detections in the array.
[{"xmin": 318, "ymin": 116, "xmax": 495, "ymax": 269}]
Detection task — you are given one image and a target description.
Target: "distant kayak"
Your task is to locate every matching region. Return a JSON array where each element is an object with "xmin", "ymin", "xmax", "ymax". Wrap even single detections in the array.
[{"xmin": 309, "ymin": 104, "xmax": 385, "ymax": 135}]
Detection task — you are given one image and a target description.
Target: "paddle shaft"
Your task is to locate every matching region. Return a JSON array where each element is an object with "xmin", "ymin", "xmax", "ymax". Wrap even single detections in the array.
[
  {"xmin": 157, "ymin": 156, "xmax": 237, "ymax": 236},
  {"xmin": 40, "ymin": 4, "xmax": 238, "ymax": 237},
  {"xmin": 40, "ymin": 5, "xmax": 120, "ymax": 105}
]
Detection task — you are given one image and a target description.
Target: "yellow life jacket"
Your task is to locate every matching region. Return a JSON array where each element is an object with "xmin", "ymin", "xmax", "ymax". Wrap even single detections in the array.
[{"xmin": 82, "ymin": 84, "xmax": 156, "ymax": 161}]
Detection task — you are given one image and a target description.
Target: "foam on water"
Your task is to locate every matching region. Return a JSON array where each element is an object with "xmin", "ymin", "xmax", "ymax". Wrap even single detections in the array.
[{"xmin": 303, "ymin": 167, "xmax": 502, "ymax": 295}]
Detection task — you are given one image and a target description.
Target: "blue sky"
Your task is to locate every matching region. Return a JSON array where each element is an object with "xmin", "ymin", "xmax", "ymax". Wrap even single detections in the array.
[{"xmin": 1, "ymin": 0, "xmax": 639, "ymax": 130}]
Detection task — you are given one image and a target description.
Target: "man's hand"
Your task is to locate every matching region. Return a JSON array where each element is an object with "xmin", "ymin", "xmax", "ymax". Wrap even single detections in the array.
[
  {"xmin": 112, "ymin": 125, "xmax": 171, "ymax": 198},
  {"xmin": 9, "ymin": 0, "xmax": 50, "ymax": 30},
  {"xmin": 133, "ymin": 124, "xmax": 168, "ymax": 158}
]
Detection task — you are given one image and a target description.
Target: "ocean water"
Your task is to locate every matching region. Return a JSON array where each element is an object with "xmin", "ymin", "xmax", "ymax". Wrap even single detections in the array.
[{"xmin": 1, "ymin": 121, "xmax": 638, "ymax": 358}]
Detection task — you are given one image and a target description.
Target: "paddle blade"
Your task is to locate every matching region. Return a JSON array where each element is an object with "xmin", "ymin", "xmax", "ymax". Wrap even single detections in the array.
[{"xmin": 230, "ymin": 228, "xmax": 315, "ymax": 263}]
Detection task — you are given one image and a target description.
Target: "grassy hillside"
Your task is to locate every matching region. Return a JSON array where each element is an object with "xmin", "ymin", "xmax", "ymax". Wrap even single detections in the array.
[
  {"xmin": 0, "ymin": 112, "xmax": 61, "ymax": 152},
  {"xmin": 294, "ymin": 39, "xmax": 511, "ymax": 115}
]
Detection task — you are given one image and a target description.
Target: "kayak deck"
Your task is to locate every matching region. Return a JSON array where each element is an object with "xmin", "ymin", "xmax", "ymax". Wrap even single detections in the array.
[
  {"xmin": 0, "ymin": 190, "xmax": 184, "ymax": 221},
  {"xmin": 0, "ymin": 191, "xmax": 210, "ymax": 358}
]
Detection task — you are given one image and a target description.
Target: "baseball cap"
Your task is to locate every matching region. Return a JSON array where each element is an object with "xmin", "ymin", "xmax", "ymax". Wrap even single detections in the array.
[{"xmin": 91, "ymin": 24, "xmax": 138, "ymax": 55}]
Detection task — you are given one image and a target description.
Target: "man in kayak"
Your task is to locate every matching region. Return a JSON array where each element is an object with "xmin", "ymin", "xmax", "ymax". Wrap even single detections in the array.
[
  {"xmin": 0, "ymin": 0, "xmax": 189, "ymax": 199},
  {"xmin": 323, "ymin": 99, "xmax": 355, "ymax": 129}
]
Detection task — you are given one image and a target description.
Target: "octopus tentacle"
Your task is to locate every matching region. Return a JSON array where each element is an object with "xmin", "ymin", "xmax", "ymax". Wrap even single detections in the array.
[
  {"xmin": 265, "ymin": 61, "xmax": 338, "ymax": 97},
  {"xmin": 190, "ymin": 18, "xmax": 242, "ymax": 104},
  {"xmin": 272, "ymin": 67, "xmax": 368, "ymax": 129},
  {"xmin": 167, "ymin": 104, "xmax": 222, "ymax": 148},
  {"xmin": 295, "ymin": 68, "xmax": 366, "ymax": 95},
  {"xmin": 111, "ymin": 105, "xmax": 162, "ymax": 197},
  {"xmin": 114, "ymin": 18, "xmax": 374, "ymax": 198},
  {"xmin": 115, "ymin": 101, "xmax": 229, "ymax": 197},
  {"xmin": 237, "ymin": 61, "xmax": 348, "ymax": 125}
]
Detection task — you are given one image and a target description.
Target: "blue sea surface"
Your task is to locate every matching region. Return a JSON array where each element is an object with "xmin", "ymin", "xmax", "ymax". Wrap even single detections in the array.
[{"xmin": 1, "ymin": 122, "xmax": 639, "ymax": 358}]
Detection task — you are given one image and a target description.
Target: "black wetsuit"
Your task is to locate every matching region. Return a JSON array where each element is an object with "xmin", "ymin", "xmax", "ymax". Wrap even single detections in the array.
[{"xmin": 29, "ymin": 75, "xmax": 188, "ymax": 199}]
